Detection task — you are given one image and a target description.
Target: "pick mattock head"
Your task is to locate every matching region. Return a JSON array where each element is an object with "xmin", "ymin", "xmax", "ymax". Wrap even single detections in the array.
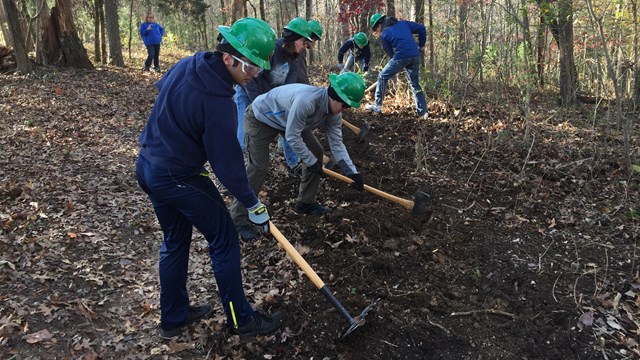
[
  {"xmin": 341, "ymin": 298, "xmax": 380, "ymax": 338},
  {"xmin": 357, "ymin": 123, "xmax": 371, "ymax": 142},
  {"xmin": 411, "ymin": 191, "xmax": 431, "ymax": 217}
]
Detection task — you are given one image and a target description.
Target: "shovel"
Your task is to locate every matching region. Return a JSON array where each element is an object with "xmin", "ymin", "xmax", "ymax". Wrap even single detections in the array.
[
  {"xmin": 342, "ymin": 118, "xmax": 371, "ymax": 142},
  {"xmin": 269, "ymin": 221, "xmax": 379, "ymax": 338},
  {"xmin": 322, "ymin": 167, "xmax": 430, "ymax": 217}
]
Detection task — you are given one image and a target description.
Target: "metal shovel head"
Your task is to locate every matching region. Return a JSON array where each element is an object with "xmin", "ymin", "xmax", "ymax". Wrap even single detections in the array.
[
  {"xmin": 411, "ymin": 191, "xmax": 431, "ymax": 217},
  {"xmin": 341, "ymin": 298, "xmax": 380, "ymax": 338},
  {"xmin": 357, "ymin": 123, "xmax": 371, "ymax": 142}
]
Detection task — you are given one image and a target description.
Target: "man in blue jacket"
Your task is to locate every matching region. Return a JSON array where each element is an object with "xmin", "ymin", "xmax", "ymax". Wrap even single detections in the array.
[
  {"xmin": 139, "ymin": 13, "xmax": 165, "ymax": 72},
  {"xmin": 136, "ymin": 17, "xmax": 283, "ymax": 339},
  {"xmin": 365, "ymin": 13, "xmax": 428, "ymax": 119}
]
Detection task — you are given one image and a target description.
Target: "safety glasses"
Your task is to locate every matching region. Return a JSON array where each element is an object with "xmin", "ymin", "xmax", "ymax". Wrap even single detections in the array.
[{"xmin": 231, "ymin": 55, "xmax": 263, "ymax": 75}]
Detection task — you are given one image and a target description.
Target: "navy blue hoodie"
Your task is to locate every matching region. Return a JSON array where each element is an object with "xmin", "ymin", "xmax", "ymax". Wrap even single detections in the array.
[
  {"xmin": 139, "ymin": 52, "xmax": 258, "ymax": 208},
  {"xmin": 337, "ymin": 38, "xmax": 371, "ymax": 71}
]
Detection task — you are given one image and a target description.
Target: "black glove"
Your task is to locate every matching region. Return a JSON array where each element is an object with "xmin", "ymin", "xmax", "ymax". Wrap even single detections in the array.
[
  {"xmin": 348, "ymin": 173, "xmax": 364, "ymax": 191},
  {"xmin": 307, "ymin": 160, "xmax": 326, "ymax": 177}
]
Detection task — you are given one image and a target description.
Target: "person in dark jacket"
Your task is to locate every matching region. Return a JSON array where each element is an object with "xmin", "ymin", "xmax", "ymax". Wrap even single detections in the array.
[
  {"xmin": 336, "ymin": 32, "xmax": 371, "ymax": 74},
  {"xmin": 139, "ymin": 13, "xmax": 165, "ymax": 72},
  {"xmin": 136, "ymin": 17, "xmax": 283, "ymax": 340},
  {"xmin": 365, "ymin": 13, "xmax": 428, "ymax": 118}
]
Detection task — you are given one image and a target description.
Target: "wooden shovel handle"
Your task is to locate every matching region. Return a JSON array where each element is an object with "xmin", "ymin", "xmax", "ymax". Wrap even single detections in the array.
[
  {"xmin": 322, "ymin": 167, "xmax": 415, "ymax": 211},
  {"xmin": 341, "ymin": 119, "xmax": 360, "ymax": 135},
  {"xmin": 269, "ymin": 221, "xmax": 325, "ymax": 289}
]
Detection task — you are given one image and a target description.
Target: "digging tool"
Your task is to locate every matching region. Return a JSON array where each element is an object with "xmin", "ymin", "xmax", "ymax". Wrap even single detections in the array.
[
  {"xmin": 269, "ymin": 221, "xmax": 380, "ymax": 338},
  {"xmin": 366, "ymin": 81, "xmax": 377, "ymax": 94},
  {"xmin": 322, "ymin": 167, "xmax": 430, "ymax": 217},
  {"xmin": 342, "ymin": 118, "xmax": 371, "ymax": 142}
]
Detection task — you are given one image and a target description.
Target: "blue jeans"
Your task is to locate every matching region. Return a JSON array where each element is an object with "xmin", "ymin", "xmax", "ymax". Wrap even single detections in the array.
[
  {"xmin": 144, "ymin": 44, "xmax": 160, "ymax": 69},
  {"xmin": 235, "ymin": 86, "xmax": 251, "ymax": 151},
  {"xmin": 135, "ymin": 155, "xmax": 254, "ymax": 330},
  {"xmin": 374, "ymin": 56, "xmax": 427, "ymax": 115},
  {"xmin": 343, "ymin": 54, "xmax": 365, "ymax": 73},
  {"xmin": 280, "ymin": 136, "xmax": 299, "ymax": 169}
]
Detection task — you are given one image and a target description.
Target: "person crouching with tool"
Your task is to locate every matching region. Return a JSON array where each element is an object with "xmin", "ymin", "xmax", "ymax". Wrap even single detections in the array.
[
  {"xmin": 229, "ymin": 72, "xmax": 366, "ymax": 240},
  {"xmin": 135, "ymin": 17, "xmax": 284, "ymax": 340}
]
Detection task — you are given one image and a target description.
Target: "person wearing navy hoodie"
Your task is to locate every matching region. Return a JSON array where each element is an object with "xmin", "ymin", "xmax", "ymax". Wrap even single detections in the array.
[
  {"xmin": 135, "ymin": 17, "xmax": 283, "ymax": 339},
  {"xmin": 139, "ymin": 13, "xmax": 165, "ymax": 72},
  {"xmin": 365, "ymin": 13, "xmax": 428, "ymax": 119},
  {"xmin": 336, "ymin": 32, "xmax": 371, "ymax": 74}
]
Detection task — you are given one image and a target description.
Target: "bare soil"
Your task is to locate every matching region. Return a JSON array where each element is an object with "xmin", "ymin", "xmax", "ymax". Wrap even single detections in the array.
[{"xmin": 1, "ymin": 62, "xmax": 639, "ymax": 359}]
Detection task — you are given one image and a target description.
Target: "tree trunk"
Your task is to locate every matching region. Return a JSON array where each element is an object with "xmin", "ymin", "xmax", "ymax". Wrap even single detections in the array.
[
  {"xmin": 231, "ymin": 0, "xmax": 243, "ymax": 22},
  {"xmin": 428, "ymin": 0, "xmax": 434, "ymax": 77},
  {"xmin": 127, "ymin": 0, "xmax": 133, "ymax": 59},
  {"xmin": 94, "ymin": 0, "xmax": 101, "ymax": 62},
  {"xmin": 98, "ymin": 0, "xmax": 106, "ymax": 64},
  {"xmin": 220, "ymin": 0, "xmax": 227, "ymax": 25},
  {"xmin": 456, "ymin": 1, "xmax": 468, "ymax": 78},
  {"xmin": 306, "ymin": 0, "xmax": 313, "ymax": 65},
  {"xmin": 1, "ymin": 0, "xmax": 32, "ymax": 73},
  {"xmin": 415, "ymin": 0, "xmax": 425, "ymax": 68},
  {"xmin": 35, "ymin": 0, "xmax": 50, "ymax": 63},
  {"xmin": 633, "ymin": 0, "xmax": 639, "ymax": 108},
  {"xmin": 557, "ymin": 0, "xmax": 577, "ymax": 106},
  {"xmin": 259, "ymin": 0, "xmax": 265, "ymax": 20},
  {"xmin": 536, "ymin": 14, "xmax": 545, "ymax": 87},
  {"xmin": 103, "ymin": 0, "xmax": 124, "ymax": 66},
  {"xmin": 0, "ymin": 2, "xmax": 12, "ymax": 48},
  {"xmin": 40, "ymin": 0, "xmax": 93, "ymax": 69},
  {"xmin": 386, "ymin": 0, "xmax": 395, "ymax": 18}
]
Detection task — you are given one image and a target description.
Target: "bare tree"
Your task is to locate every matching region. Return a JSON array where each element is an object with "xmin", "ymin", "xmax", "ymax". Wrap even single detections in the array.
[
  {"xmin": 1, "ymin": 0, "xmax": 31, "ymax": 73},
  {"xmin": 0, "ymin": 2, "xmax": 11, "ymax": 48},
  {"xmin": 553, "ymin": 0, "xmax": 578, "ymax": 106},
  {"xmin": 386, "ymin": 0, "xmax": 395, "ymax": 18},
  {"xmin": 103, "ymin": 0, "xmax": 124, "ymax": 66},
  {"xmin": 231, "ymin": 0, "xmax": 244, "ymax": 22}
]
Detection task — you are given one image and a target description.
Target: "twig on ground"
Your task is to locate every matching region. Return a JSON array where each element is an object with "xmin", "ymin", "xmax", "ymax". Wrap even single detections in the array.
[
  {"xmin": 442, "ymin": 201, "xmax": 476, "ymax": 213},
  {"xmin": 521, "ymin": 133, "xmax": 535, "ymax": 173},
  {"xmin": 427, "ymin": 316, "xmax": 450, "ymax": 334},
  {"xmin": 363, "ymin": 335, "xmax": 399, "ymax": 348},
  {"xmin": 450, "ymin": 309, "xmax": 516, "ymax": 319},
  {"xmin": 537, "ymin": 237, "xmax": 555, "ymax": 274},
  {"xmin": 552, "ymin": 273, "xmax": 561, "ymax": 303}
]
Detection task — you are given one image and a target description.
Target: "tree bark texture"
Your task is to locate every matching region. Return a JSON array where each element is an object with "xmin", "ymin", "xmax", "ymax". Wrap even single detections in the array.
[
  {"xmin": 1, "ymin": 0, "xmax": 31, "ymax": 72},
  {"xmin": 0, "ymin": 2, "xmax": 12, "ymax": 48},
  {"xmin": 415, "ymin": 0, "xmax": 425, "ymax": 68},
  {"xmin": 40, "ymin": 0, "xmax": 93, "ymax": 69},
  {"xmin": 231, "ymin": 0, "xmax": 243, "ymax": 22},
  {"xmin": 386, "ymin": 0, "xmax": 395, "ymax": 18},
  {"xmin": 557, "ymin": 0, "xmax": 577, "ymax": 106},
  {"xmin": 103, "ymin": 0, "xmax": 124, "ymax": 66},
  {"xmin": 94, "ymin": 0, "xmax": 101, "ymax": 62}
]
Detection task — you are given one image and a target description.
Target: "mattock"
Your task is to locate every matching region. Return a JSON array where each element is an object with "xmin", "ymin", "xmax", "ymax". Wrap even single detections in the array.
[{"xmin": 269, "ymin": 221, "xmax": 380, "ymax": 338}]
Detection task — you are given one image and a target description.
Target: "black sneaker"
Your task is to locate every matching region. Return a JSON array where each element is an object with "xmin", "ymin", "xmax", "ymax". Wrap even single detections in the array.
[
  {"xmin": 159, "ymin": 303, "xmax": 214, "ymax": 339},
  {"xmin": 294, "ymin": 202, "xmax": 331, "ymax": 216},
  {"xmin": 230, "ymin": 311, "xmax": 283, "ymax": 337},
  {"xmin": 154, "ymin": 67, "xmax": 161, "ymax": 73},
  {"xmin": 142, "ymin": 67, "xmax": 150, "ymax": 72},
  {"xmin": 236, "ymin": 224, "xmax": 258, "ymax": 241}
]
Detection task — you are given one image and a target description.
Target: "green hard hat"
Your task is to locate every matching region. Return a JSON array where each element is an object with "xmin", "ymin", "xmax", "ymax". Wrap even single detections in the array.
[
  {"xmin": 308, "ymin": 20, "xmax": 323, "ymax": 39},
  {"xmin": 353, "ymin": 32, "xmax": 368, "ymax": 47},
  {"xmin": 329, "ymin": 72, "xmax": 365, "ymax": 108},
  {"xmin": 218, "ymin": 17, "xmax": 276, "ymax": 70},
  {"xmin": 284, "ymin": 17, "xmax": 313, "ymax": 42},
  {"xmin": 370, "ymin": 13, "xmax": 384, "ymax": 29}
]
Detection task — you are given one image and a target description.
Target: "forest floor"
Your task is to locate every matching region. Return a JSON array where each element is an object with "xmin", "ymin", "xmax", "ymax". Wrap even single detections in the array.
[{"xmin": 2, "ymin": 52, "xmax": 640, "ymax": 359}]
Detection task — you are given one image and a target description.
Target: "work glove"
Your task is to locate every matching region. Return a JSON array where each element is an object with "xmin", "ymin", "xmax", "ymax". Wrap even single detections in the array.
[
  {"xmin": 348, "ymin": 173, "xmax": 364, "ymax": 192},
  {"xmin": 307, "ymin": 160, "xmax": 326, "ymax": 177},
  {"xmin": 247, "ymin": 201, "xmax": 270, "ymax": 233},
  {"xmin": 336, "ymin": 63, "xmax": 344, "ymax": 71}
]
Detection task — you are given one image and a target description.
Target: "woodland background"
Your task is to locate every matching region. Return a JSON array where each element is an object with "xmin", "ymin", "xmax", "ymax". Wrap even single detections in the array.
[{"xmin": 2, "ymin": 0, "xmax": 640, "ymax": 359}]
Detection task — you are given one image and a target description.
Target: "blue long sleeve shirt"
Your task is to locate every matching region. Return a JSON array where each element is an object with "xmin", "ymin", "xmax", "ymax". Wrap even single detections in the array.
[
  {"xmin": 140, "ymin": 22, "xmax": 165, "ymax": 46},
  {"xmin": 379, "ymin": 17, "xmax": 426, "ymax": 60},
  {"xmin": 138, "ymin": 52, "xmax": 258, "ymax": 208}
]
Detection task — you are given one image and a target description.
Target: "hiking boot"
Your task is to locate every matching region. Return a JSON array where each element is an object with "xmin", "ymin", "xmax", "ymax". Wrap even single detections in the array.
[
  {"xmin": 236, "ymin": 224, "xmax": 258, "ymax": 241},
  {"xmin": 365, "ymin": 103, "xmax": 381, "ymax": 114},
  {"xmin": 154, "ymin": 67, "xmax": 161, "ymax": 73},
  {"xmin": 288, "ymin": 163, "xmax": 302, "ymax": 177},
  {"xmin": 294, "ymin": 202, "xmax": 331, "ymax": 216},
  {"xmin": 159, "ymin": 303, "xmax": 214, "ymax": 339},
  {"xmin": 142, "ymin": 67, "xmax": 150, "ymax": 72},
  {"xmin": 230, "ymin": 311, "xmax": 283, "ymax": 338}
]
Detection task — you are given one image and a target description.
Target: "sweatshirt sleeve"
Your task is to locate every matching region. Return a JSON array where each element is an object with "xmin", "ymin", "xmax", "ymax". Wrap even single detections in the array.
[
  {"xmin": 337, "ymin": 39, "xmax": 352, "ymax": 64},
  {"xmin": 362, "ymin": 45, "xmax": 371, "ymax": 71},
  {"xmin": 140, "ymin": 23, "xmax": 148, "ymax": 37},
  {"xmin": 284, "ymin": 98, "xmax": 318, "ymax": 166},
  {"xmin": 326, "ymin": 115, "xmax": 357, "ymax": 174},
  {"xmin": 409, "ymin": 21, "xmax": 427, "ymax": 48},
  {"xmin": 204, "ymin": 102, "xmax": 258, "ymax": 208},
  {"xmin": 159, "ymin": 24, "xmax": 165, "ymax": 37}
]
